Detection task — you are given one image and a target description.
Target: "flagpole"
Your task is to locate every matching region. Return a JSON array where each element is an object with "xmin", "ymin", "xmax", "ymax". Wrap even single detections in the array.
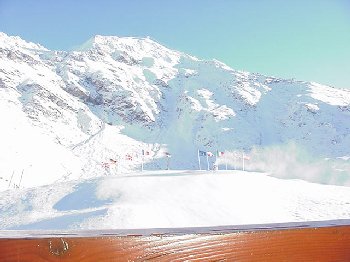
[
  {"xmin": 242, "ymin": 151, "xmax": 245, "ymax": 171},
  {"xmin": 206, "ymin": 154, "xmax": 209, "ymax": 171},
  {"xmin": 141, "ymin": 156, "xmax": 144, "ymax": 172},
  {"xmin": 216, "ymin": 150, "xmax": 219, "ymax": 171},
  {"xmin": 18, "ymin": 170, "xmax": 24, "ymax": 188},
  {"xmin": 233, "ymin": 153, "xmax": 236, "ymax": 170},
  {"xmin": 197, "ymin": 150, "xmax": 201, "ymax": 170},
  {"xmin": 8, "ymin": 171, "xmax": 14, "ymax": 189}
]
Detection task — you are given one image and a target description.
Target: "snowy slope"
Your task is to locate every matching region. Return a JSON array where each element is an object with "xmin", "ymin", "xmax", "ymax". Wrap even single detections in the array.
[
  {"xmin": 1, "ymin": 170, "xmax": 350, "ymax": 230},
  {"xmin": 0, "ymin": 32, "xmax": 350, "ymax": 191}
]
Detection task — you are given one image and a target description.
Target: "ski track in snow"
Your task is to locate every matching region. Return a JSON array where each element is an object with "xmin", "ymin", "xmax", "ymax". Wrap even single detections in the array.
[{"xmin": 71, "ymin": 122, "xmax": 106, "ymax": 150}]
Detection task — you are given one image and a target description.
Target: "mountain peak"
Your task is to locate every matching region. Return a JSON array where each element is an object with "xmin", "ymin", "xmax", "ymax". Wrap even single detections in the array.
[
  {"xmin": 74, "ymin": 34, "xmax": 181, "ymax": 58},
  {"xmin": 75, "ymin": 35, "xmax": 156, "ymax": 49},
  {"xmin": 0, "ymin": 32, "xmax": 47, "ymax": 51}
]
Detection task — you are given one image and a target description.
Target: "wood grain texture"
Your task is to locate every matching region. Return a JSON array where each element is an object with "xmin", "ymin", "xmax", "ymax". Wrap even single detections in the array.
[{"xmin": 1, "ymin": 225, "xmax": 350, "ymax": 261}]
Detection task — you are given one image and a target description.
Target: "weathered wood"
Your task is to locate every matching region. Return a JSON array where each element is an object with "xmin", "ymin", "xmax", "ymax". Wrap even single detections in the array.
[{"xmin": 1, "ymin": 220, "xmax": 350, "ymax": 261}]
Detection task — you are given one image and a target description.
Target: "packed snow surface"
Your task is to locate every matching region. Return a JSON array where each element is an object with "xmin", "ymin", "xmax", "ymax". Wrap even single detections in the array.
[{"xmin": 1, "ymin": 170, "xmax": 350, "ymax": 230}]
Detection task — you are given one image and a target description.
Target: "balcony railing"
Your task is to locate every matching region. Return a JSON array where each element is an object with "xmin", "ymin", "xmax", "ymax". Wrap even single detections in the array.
[{"xmin": 1, "ymin": 219, "xmax": 350, "ymax": 261}]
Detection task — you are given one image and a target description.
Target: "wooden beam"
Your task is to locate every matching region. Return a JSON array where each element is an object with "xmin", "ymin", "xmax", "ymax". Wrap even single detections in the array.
[{"xmin": 1, "ymin": 220, "xmax": 350, "ymax": 261}]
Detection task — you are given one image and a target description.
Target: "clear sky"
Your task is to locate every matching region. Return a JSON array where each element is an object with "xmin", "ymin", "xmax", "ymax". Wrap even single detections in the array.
[{"xmin": 1, "ymin": 0, "xmax": 349, "ymax": 89}]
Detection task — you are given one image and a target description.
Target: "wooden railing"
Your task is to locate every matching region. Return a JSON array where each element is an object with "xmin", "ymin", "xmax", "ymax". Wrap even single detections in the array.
[{"xmin": 1, "ymin": 219, "xmax": 350, "ymax": 261}]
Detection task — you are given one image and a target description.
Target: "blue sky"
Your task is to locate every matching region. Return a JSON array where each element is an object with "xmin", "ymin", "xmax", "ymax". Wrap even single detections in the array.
[{"xmin": 1, "ymin": 0, "xmax": 349, "ymax": 89}]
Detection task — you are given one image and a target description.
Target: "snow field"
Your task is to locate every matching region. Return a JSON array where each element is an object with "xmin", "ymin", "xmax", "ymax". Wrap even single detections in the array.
[{"xmin": 1, "ymin": 170, "xmax": 350, "ymax": 230}]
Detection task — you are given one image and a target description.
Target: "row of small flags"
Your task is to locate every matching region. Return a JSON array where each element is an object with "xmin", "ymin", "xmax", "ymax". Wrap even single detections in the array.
[
  {"xmin": 197, "ymin": 150, "xmax": 225, "ymax": 171},
  {"xmin": 198, "ymin": 150, "xmax": 224, "ymax": 157},
  {"xmin": 198, "ymin": 150, "xmax": 250, "ymax": 171},
  {"xmin": 142, "ymin": 150, "xmax": 171, "ymax": 158},
  {"xmin": 106, "ymin": 150, "xmax": 239, "ymax": 163},
  {"xmin": 102, "ymin": 150, "xmax": 171, "ymax": 167},
  {"xmin": 103, "ymin": 149, "xmax": 249, "ymax": 172},
  {"xmin": 199, "ymin": 150, "xmax": 250, "ymax": 159}
]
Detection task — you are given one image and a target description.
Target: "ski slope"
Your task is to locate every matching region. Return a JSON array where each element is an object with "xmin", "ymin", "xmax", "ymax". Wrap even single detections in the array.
[
  {"xmin": 1, "ymin": 170, "xmax": 350, "ymax": 230},
  {"xmin": 0, "ymin": 32, "xmax": 349, "ymax": 230}
]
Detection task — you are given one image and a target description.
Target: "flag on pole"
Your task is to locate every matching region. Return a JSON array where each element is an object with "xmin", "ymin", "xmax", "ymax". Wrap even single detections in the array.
[
  {"xmin": 217, "ymin": 150, "xmax": 224, "ymax": 157},
  {"xmin": 125, "ymin": 154, "xmax": 133, "ymax": 161},
  {"xmin": 165, "ymin": 152, "xmax": 171, "ymax": 158},
  {"xmin": 142, "ymin": 150, "xmax": 150, "ymax": 156},
  {"xmin": 198, "ymin": 150, "xmax": 207, "ymax": 156},
  {"xmin": 102, "ymin": 162, "xmax": 110, "ymax": 168},
  {"xmin": 207, "ymin": 151, "xmax": 214, "ymax": 157}
]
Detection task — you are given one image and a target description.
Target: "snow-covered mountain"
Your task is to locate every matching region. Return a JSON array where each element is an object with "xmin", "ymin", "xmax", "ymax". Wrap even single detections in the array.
[{"xmin": 1, "ymin": 32, "xmax": 350, "ymax": 190}]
